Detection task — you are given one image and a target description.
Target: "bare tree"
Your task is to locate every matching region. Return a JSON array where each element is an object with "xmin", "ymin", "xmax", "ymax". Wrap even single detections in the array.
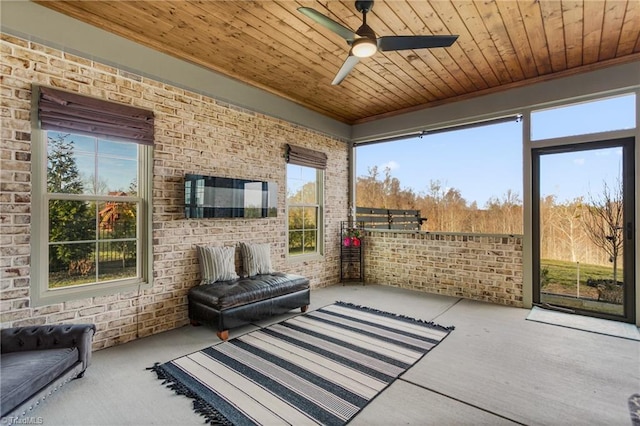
[
  {"xmin": 356, "ymin": 165, "xmax": 417, "ymax": 210},
  {"xmin": 484, "ymin": 189, "xmax": 523, "ymax": 234},
  {"xmin": 546, "ymin": 197, "xmax": 586, "ymax": 262},
  {"xmin": 582, "ymin": 179, "xmax": 624, "ymax": 282}
]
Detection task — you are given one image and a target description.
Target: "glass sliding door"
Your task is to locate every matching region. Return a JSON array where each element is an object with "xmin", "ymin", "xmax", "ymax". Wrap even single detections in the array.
[{"xmin": 532, "ymin": 138, "xmax": 635, "ymax": 322}]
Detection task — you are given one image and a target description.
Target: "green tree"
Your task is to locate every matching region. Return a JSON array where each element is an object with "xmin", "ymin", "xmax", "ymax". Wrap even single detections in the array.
[
  {"xmin": 288, "ymin": 181, "xmax": 318, "ymax": 254},
  {"xmin": 47, "ymin": 134, "xmax": 95, "ymax": 273}
]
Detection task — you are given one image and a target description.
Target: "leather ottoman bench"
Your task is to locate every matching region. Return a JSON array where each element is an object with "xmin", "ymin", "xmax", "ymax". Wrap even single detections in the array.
[{"xmin": 188, "ymin": 272, "xmax": 310, "ymax": 340}]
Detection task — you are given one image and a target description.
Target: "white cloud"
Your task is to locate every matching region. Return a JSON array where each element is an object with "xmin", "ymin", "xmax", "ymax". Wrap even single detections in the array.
[
  {"xmin": 573, "ymin": 158, "xmax": 585, "ymax": 165},
  {"xmin": 382, "ymin": 160, "xmax": 399, "ymax": 170}
]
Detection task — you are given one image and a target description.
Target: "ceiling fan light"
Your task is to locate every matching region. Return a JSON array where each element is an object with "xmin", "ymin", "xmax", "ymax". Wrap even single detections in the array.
[{"xmin": 352, "ymin": 38, "xmax": 377, "ymax": 58}]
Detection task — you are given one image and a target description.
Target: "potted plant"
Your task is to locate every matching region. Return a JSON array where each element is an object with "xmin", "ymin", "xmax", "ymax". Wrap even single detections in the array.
[{"xmin": 343, "ymin": 227, "xmax": 362, "ymax": 247}]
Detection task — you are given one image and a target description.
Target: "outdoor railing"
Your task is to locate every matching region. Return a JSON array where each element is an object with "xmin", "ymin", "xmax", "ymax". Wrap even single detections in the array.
[{"xmin": 356, "ymin": 207, "xmax": 426, "ymax": 230}]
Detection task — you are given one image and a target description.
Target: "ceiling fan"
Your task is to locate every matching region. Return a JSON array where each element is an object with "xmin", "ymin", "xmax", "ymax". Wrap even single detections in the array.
[{"xmin": 298, "ymin": 0, "xmax": 458, "ymax": 85}]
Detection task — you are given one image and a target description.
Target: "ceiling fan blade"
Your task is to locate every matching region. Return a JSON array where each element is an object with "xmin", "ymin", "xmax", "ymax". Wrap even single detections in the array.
[
  {"xmin": 298, "ymin": 7, "xmax": 356, "ymax": 42},
  {"xmin": 332, "ymin": 54, "xmax": 360, "ymax": 85},
  {"xmin": 378, "ymin": 35, "xmax": 459, "ymax": 52}
]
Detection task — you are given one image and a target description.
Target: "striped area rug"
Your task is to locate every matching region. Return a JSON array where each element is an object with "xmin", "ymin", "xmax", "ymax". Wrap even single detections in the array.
[{"xmin": 150, "ymin": 302, "xmax": 454, "ymax": 425}]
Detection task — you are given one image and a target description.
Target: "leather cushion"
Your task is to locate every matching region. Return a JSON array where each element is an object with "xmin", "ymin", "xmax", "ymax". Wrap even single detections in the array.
[
  {"xmin": 1, "ymin": 348, "xmax": 79, "ymax": 417},
  {"xmin": 189, "ymin": 272, "xmax": 310, "ymax": 311}
]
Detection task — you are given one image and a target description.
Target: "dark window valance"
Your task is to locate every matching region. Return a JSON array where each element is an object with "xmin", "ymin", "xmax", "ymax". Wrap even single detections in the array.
[
  {"xmin": 37, "ymin": 86, "xmax": 154, "ymax": 145},
  {"xmin": 285, "ymin": 144, "xmax": 327, "ymax": 169}
]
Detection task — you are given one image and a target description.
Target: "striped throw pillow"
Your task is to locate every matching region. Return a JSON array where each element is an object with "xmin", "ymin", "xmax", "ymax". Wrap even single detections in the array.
[
  {"xmin": 240, "ymin": 242, "xmax": 274, "ymax": 277},
  {"xmin": 196, "ymin": 245, "xmax": 238, "ymax": 284}
]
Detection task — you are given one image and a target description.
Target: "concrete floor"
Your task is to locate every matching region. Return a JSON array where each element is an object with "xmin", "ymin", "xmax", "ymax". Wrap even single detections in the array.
[{"xmin": 14, "ymin": 284, "xmax": 640, "ymax": 425}]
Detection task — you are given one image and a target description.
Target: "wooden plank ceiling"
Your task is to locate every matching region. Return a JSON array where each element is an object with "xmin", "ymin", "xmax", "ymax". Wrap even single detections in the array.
[{"xmin": 36, "ymin": 1, "xmax": 640, "ymax": 125}]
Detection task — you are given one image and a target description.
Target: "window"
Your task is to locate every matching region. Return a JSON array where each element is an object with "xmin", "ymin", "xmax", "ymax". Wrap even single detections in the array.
[
  {"xmin": 287, "ymin": 164, "xmax": 323, "ymax": 256},
  {"xmin": 32, "ymin": 87, "xmax": 153, "ymax": 304},
  {"xmin": 355, "ymin": 118, "xmax": 523, "ymax": 234},
  {"xmin": 285, "ymin": 144, "xmax": 326, "ymax": 257},
  {"xmin": 531, "ymin": 93, "xmax": 636, "ymax": 141}
]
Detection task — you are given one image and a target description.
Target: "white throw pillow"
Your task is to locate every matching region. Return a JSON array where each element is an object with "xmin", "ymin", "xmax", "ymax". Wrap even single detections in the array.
[
  {"xmin": 240, "ymin": 242, "xmax": 274, "ymax": 277},
  {"xmin": 196, "ymin": 245, "xmax": 238, "ymax": 284}
]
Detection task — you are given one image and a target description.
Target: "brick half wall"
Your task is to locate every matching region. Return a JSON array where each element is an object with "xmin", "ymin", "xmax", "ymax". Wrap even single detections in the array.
[{"xmin": 364, "ymin": 231, "xmax": 523, "ymax": 306}]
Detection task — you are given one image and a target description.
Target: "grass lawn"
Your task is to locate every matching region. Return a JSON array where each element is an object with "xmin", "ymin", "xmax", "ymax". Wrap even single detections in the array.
[
  {"xmin": 49, "ymin": 260, "xmax": 136, "ymax": 288},
  {"xmin": 541, "ymin": 258, "xmax": 622, "ymax": 289},
  {"xmin": 540, "ymin": 259, "xmax": 625, "ymax": 315}
]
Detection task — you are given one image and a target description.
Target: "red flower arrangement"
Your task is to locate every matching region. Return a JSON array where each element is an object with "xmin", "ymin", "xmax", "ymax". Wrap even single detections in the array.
[{"xmin": 342, "ymin": 227, "xmax": 362, "ymax": 247}]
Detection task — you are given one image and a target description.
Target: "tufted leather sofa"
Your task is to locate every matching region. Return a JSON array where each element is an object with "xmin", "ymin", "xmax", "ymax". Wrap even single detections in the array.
[
  {"xmin": 188, "ymin": 272, "xmax": 310, "ymax": 340},
  {"xmin": 1, "ymin": 324, "xmax": 96, "ymax": 419}
]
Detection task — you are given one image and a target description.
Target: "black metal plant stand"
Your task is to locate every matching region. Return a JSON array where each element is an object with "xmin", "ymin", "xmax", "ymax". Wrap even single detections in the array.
[{"xmin": 340, "ymin": 221, "xmax": 364, "ymax": 284}]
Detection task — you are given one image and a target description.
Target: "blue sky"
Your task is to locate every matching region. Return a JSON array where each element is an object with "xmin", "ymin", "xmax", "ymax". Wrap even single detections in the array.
[
  {"xmin": 356, "ymin": 93, "xmax": 636, "ymax": 206},
  {"xmin": 50, "ymin": 132, "xmax": 138, "ymax": 194},
  {"xmin": 539, "ymin": 147, "xmax": 623, "ymax": 204}
]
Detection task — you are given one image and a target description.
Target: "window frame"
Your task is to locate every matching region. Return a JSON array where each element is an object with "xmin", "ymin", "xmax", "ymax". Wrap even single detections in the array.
[
  {"xmin": 286, "ymin": 163, "xmax": 324, "ymax": 259},
  {"xmin": 31, "ymin": 104, "xmax": 153, "ymax": 307}
]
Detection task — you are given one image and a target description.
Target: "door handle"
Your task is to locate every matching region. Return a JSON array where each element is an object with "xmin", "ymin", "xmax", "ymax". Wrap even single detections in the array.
[{"xmin": 628, "ymin": 222, "xmax": 633, "ymax": 240}]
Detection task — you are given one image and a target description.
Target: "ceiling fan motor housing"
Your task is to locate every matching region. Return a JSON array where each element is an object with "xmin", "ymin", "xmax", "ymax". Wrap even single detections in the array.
[
  {"xmin": 355, "ymin": 0, "xmax": 376, "ymax": 45},
  {"xmin": 355, "ymin": 0, "xmax": 374, "ymax": 14},
  {"xmin": 356, "ymin": 23, "xmax": 376, "ymax": 40}
]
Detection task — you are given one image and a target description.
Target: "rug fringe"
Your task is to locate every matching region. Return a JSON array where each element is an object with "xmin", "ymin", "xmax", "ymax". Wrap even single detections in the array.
[
  {"xmin": 147, "ymin": 363, "xmax": 233, "ymax": 425},
  {"xmin": 334, "ymin": 301, "xmax": 455, "ymax": 331},
  {"xmin": 629, "ymin": 393, "xmax": 640, "ymax": 426}
]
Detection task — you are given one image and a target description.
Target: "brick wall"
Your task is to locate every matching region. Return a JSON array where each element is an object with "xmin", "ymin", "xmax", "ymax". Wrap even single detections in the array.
[
  {"xmin": 364, "ymin": 231, "xmax": 524, "ymax": 306},
  {"xmin": 0, "ymin": 34, "xmax": 348, "ymax": 349}
]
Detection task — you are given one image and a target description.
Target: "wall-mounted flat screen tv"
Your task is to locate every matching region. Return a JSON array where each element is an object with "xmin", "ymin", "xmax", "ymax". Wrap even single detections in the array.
[{"xmin": 185, "ymin": 174, "xmax": 277, "ymax": 218}]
